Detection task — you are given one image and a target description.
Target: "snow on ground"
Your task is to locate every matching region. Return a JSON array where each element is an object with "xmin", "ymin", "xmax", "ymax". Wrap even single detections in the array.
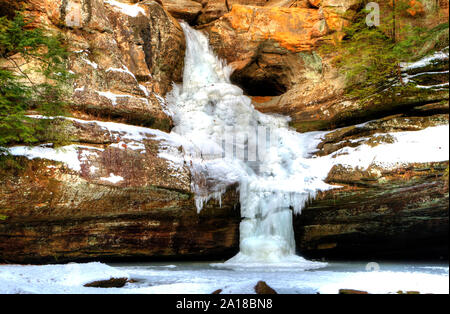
[
  {"xmin": 104, "ymin": 0, "xmax": 145, "ymax": 17},
  {"xmin": 106, "ymin": 66, "xmax": 137, "ymax": 81},
  {"xmin": 5, "ymin": 116, "xmax": 190, "ymax": 172},
  {"xmin": 400, "ymin": 47, "xmax": 449, "ymax": 71},
  {"xmin": 99, "ymin": 173, "xmax": 124, "ymax": 184},
  {"xmin": 1, "ymin": 262, "xmax": 447, "ymax": 294},
  {"xmin": 0, "ymin": 262, "xmax": 129, "ymax": 294},
  {"xmin": 103, "ymin": 262, "xmax": 450, "ymax": 295},
  {"xmin": 7, "ymin": 143, "xmax": 104, "ymax": 172},
  {"xmin": 7, "ymin": 145, "xmax": 82, "ymax": 171},
  {"xmin": 324, "ymin": 124, "xmax": 449, "ymax": 171}
]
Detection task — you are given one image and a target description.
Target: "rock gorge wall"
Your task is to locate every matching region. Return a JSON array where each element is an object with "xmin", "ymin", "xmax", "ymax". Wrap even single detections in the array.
[{"xmin": 0, "ymin": 0, "xmax": 448, "ymax": 263}]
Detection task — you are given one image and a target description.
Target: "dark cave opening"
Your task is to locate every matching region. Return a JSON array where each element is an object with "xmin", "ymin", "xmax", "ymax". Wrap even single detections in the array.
[{"xmin": 231, "ymin": 73, "xmax": 288, "ymax": 97}]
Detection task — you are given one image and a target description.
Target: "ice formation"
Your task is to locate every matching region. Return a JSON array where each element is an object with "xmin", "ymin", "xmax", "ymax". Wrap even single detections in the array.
[{"xmin": 166, "ymin": 23, "xmax": 332, "ymax": 268}]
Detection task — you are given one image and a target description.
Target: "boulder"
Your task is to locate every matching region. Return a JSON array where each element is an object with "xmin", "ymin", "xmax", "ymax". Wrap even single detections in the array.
[
  {"xmin": 160, "ymin": 0, "xmax": 203, "ymax": 23},
  {"xmin": 339, "ymin": 289, "xmax": 369, "ymax": 294},
  {"xmin": 84, "ymin": 277, "xmax": 128, "ymax": 288},
  {"xmin": 254, "ymin": 281, "xmax": 277, "ymax": 294}
]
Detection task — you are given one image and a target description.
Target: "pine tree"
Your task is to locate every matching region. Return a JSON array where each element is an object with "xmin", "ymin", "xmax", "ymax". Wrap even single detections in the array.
[{"xmin": 0, "ymin": 13, "xmax": 71, "ymax": 150}]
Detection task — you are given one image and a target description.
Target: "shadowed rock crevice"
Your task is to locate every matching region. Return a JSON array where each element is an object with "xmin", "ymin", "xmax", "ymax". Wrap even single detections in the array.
[
  {"xmin": 231, "ymin": 71, "xmax": 288, "ymax": 96},
  {"xmin": 230, "ymin": 53, "xmax": 292, "ymax": 96}
]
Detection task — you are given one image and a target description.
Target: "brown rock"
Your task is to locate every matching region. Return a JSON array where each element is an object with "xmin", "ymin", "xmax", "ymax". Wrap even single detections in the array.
[
  {"xmin": 203, "ymin": 1, "xmax": 449, "ymax": 133},
  {"xmin": 339, "ymin": 289, "xmax": 369, "ymax": 294},
  {"xmin": 1, "ymin": 0, "xmax": 186, "ymax": 130},
  {"xmin": 257, "ymin": 61, "xmax": 449, "ymax": 132},
  {"xmin": 204, "ymin": 4, "xmax": 330, "ymax": 96},
  {"xmin": 254, "ymin": 281, "xmax": 277, "ymax": 294},
  {"xmin": 314, "ymin": 114, "xmax": 449, "ymax": 157},
  {"xmin": 160, "ymin": 0, "xmax": 203, "ymax": 23},
  {"xmin": 196, "ymin": 0, "xmax": 272, "ymax": 25},
  {"xmin": 294, "ymin": 161, "xmax": 449, "ymax": 260},
  {"xmin": 209, "ymin": 4, "xmax": 328, "ymax": 54},
  {"xmin": 307, "ymin": 0, "xmax": 321, "ymax": 8},
  {"xmin": 321, "ymin": 0, "xmax": 360, "ymax": 33},
  {"xmin": 139, "ymin": 1, "xmax": 186, "ymax": 94},
  {"xmin": 212, "ymin": 289, "xmax": 223, "ymax": 294},
  {"xmin": 0, "ymin": 119, "xmax": 240, "ymax": 263},
  {"xmin": 84, "ymin": 277, "xmax": 128, "ymax": 288}
]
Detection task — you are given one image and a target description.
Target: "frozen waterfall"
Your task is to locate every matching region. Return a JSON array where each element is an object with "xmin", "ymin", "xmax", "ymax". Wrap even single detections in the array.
[{"xmin": 166, "ymin": 22, "xmax": 331, "ymax": 269}]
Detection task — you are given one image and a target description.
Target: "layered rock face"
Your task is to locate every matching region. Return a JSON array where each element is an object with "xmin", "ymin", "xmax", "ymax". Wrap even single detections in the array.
[
  {"xmin": 0, "ymin": 119, "xmax": 240, "ymax": 263},
  {"xmin": 296, "ymin": 164, "xmax": 448, "ymax": 260},
  {"xmin": 6, "ymin": 0, "xmax": 186, "ymax": 130},
  {"xmin": 294, "ymin": 115, "xmax": 449, "ymax": 259}
]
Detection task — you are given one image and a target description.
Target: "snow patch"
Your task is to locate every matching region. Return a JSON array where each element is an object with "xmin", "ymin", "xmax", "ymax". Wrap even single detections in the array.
[
  {"xmin": 96, "ymin": 91, "xmax": 132, "ymax": 106},
  {"xmin": 106, "ymin": 66, "xmax": 137, "ymax": 81},
  {"xmin": 139, "ymin": 84, "xmax": 149, "ymax": 97},
  {"xmin": 8, "ymin": 145, "xmax": 82, "ymax": 171},
  {"xmin": 100, "ymin": 173, "xmax": 124, "ymax": 184},
  {"xmin": 400, "ymin": 47, "xmax": 449, "ymax": 71},
  {"xmin": 104, "ymin": 0, "xmax": 145, "ymax": 17}
]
